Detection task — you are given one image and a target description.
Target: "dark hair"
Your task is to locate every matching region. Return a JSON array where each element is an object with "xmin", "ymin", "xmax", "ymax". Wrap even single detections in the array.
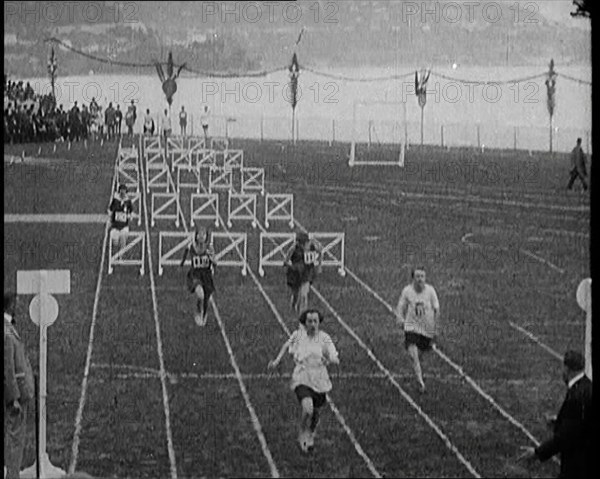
[
  {"xmin": 563, "ymin": 350, "xmax": 585, "ymax": 372},
  {"xmin": 297, "ymin": 232, "xmax": 309, "ymax": 244},
  {"xmin": 118, "ymin": 184, "xmax": 127, "ymax": 192},
  {"xmin": 299, "ymin": 309, "xmax": 323, "ymax": 325},
  {"xmin": 411, "ymin": 266, "xmax": 426, "ymax": 278},
  {"xmin": 4, "ymin": 292, "xmax": 16, "ymax": 314},
  {"xmin": 577, "ymin": 137, "xmax": 582, "ymax": 144}
]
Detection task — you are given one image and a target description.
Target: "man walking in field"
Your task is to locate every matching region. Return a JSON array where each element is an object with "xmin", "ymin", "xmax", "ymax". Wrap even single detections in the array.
[
  {"xmin": 395, "ymin": 266, "xmax": 440, "ymax": 393},
  {"xmin": 567, "ymin": 138, "xmax": 588, "ymax": 191}
]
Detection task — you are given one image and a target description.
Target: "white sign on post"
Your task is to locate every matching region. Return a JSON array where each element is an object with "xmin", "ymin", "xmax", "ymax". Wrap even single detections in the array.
[
  {"xmin": 576, "ymin": 278, "xmax": 592, "ymax": 380},
  {"xmin": 17, "ymin": 270, "xmax": 70, "ymax": 479}
]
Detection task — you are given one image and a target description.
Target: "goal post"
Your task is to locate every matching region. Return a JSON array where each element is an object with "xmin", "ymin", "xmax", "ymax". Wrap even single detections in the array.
[{"xmin": 349, "ymin": 100, "xmax": 407, "ymax": 167}]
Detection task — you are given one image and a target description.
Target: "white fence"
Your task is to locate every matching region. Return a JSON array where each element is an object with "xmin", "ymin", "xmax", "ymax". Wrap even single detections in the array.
[{"xmin": 154, "ymin": 114, "xmax": 591, "ymax": 154}]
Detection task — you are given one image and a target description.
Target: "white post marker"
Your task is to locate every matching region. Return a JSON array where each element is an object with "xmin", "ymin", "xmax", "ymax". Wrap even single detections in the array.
[
  {"xmin": 576, "ymin": 278, "xmax": 592, "ymax": 380},
  {"xmin": 17, "ymin": 270, "xmax": 71, "ymax": 479}
]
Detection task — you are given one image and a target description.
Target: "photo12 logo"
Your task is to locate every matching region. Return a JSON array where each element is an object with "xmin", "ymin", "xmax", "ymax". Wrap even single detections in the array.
[
  {"xmin": 4, "ymin": 1, "xmax": 140, "ymax": 24},
  {"xmin": 200, "ymin": 1, "xmax": 339, "ymax": 23},
  {"xmin": 199, "ymin": 80, "xmax": 339, "ymax": 104},
  {"xmin": 400, "ymin": 1, "xmax": 539, "ymax": 24}
]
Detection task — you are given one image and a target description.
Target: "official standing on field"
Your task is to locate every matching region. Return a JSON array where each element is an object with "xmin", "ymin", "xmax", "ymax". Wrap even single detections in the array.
[
  {"xmin": 567, "ymin": 138, "xmax": 588, "ymax": 191},
  {"xmin": 519, "ymin": 350, "xmax": 593, "ymax": 478},
  {"xmin": 4, "ymin": 293, "xmax": 35, "ymax": 479}
]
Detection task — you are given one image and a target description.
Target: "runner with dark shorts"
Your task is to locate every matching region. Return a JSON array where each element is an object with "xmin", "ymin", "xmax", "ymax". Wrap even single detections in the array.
[{"xmin": 180, "ymin": 226, "xmax": 216, "ymax": 326}]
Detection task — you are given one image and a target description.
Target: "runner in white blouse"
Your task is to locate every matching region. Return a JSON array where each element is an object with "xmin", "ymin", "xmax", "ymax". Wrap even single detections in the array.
[{"xmin": 268, "ymin": 309, "xmax": 339, "ymax": 453}]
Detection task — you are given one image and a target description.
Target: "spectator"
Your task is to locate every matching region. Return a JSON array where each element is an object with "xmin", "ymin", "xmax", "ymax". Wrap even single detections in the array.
[
  {"xmin": 115, "ymin": 104, "xmax": 123, "ymax": 137},
  {"xmin": 200, "ymin": 104, "xmax": 210, "ymax": 139},
  {"xmin": 4, "ymin": 293, "xmax": 35, "ymax": 479},
  {"xmin": 179, "ymin": 105, "xmax": 187, "ymax": 137},
  {"xmin": 105, "ymin": 102, "xmax": 116, "ymax": 140},
  {"xmin": 143, "ymin": 109, "xmax": 155, "ymax": 136},
  {"xmin": 125, "ymin": 100, "xmax": 136, "ymax": 137},
  {"xmin": 161, "ymin": 109, "xmax": 172, "ymax": 138}
]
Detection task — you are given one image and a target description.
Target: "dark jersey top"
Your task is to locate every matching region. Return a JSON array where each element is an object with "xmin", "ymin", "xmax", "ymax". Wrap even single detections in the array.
[
  {"xmin": 109, "ymin": 195, "xmax": 133, "ymax": 229},
  {"xmin": 189, "ymin": 245, "xmax": 214, "ymax": 272},
  {"xmin": 287, "ymin": 242, "xmax": 319, "ymax": 287},
  {"xmin": 290, "ymin": 243, "xmax": 319, "ymax": 266}
]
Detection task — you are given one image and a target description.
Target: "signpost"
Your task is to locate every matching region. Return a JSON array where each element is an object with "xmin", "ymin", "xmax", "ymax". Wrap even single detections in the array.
[
  {"xmin": 17, "ymin": 270, "xmax": 70, "ymax": 479},
  {"xmin": 576, "ymin": 278, "xmax": 592, "ymax": 380}
]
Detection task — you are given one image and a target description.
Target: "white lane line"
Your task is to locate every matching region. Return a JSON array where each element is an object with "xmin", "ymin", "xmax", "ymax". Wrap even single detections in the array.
[
  {"xmin": 508, "ymin": 322, "xmax": 563, "ymax": 361},
  {"xmin": 140, "ymin": 136, "xmax": 179, "ymax": 479},
  {"xmin": 173, "ymin": 166, "xmax": 280, "ymax": 478},
  {"xmin": 210, "ymin": 299, "xmax": 281, "ymax": 478},
  {"xmin": 310, "ymin": 288, "xmax": 481, "ymax": 478},
  {"xmin": 68, "ymin": 143, "xmax": 117, "ymax": 475},
  {"xmin": 518, "ymin": 248, "xmax": 565, "ymax": 274}
]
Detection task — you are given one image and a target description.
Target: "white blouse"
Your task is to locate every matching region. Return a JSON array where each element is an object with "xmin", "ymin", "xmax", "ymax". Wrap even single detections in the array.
[{"xmin": 288, "ymin": 327, "xmax": 339, "ymax": 393}]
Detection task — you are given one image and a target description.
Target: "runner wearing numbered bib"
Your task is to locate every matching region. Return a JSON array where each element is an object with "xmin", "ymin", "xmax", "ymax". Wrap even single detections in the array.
[
  {"xmin": 180, "ymin": 226, "xmax": 216, "ymax": 327},
  {"xmin": 284, "ymin": 232, "xmax": 322, "ymax": 315},
  {"xmin": 395, "ymin": 266, "xmax": 440, "ymax": 394},
  {"xmin": 107, "ymin": 184, "xmax": 133, "ymax": 260}
]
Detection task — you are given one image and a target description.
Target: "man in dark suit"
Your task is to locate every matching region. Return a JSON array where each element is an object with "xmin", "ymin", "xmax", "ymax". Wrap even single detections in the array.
[
  {"xmin": 520, "ymin": 350, "xmax": 592, "ymax": 478},
  {"xmin": 567, "ymin": 138, "xmax": 588, "ymax": 191},
  {"xmin": 4, "ymin": 292, "xmax": 35, "ymax": 479}
]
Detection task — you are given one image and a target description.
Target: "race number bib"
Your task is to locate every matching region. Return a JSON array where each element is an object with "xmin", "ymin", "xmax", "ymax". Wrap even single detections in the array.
[
  {"xmin": 304, "ymin": 251, "xmax": 319, "ymax": 265},
  {"xmin": 115, "ymin": 212, "xmax": 127, "ymax": 223},
  {"xmin": 414, "ymin": 301, "xmax": 425, "ymax": 318},
  {"xmin": 192, "ymin": 255, "xmax": 210, "ymax": 269}
]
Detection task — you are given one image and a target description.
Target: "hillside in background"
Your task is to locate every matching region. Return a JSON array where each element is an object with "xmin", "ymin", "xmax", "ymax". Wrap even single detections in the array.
[{"xmin": 4, "ymin": 1, "xmax": 591, "ymax": 77}]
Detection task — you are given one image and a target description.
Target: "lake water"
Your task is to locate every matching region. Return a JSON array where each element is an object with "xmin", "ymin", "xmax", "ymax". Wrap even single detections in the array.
[{"xmin": 21, "ymin": 65, "xmax": 591, "ymax": 152}]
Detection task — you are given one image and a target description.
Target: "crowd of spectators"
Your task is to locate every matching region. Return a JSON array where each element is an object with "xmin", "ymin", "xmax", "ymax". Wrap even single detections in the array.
[{"xmin": 4, "ymin": 75, "xmax": 137, "ymax": 144}]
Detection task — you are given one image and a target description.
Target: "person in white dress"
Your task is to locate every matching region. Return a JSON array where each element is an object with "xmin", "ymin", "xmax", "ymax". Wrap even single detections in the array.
[{"xmin": 268, "ymin": 309, "xmax": 339, "ymax": 453}]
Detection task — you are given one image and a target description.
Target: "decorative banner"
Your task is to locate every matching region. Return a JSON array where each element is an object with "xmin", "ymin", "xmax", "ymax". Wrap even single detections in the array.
[
  {"xmin": 415, "ymin": 69, "xmax": 431, "ymax": 109},
  {"xmin": 47, "ymin": 46, "xmax": 56, "ymax": 77},
  {"xmin": 545, "ymin": 59, "xmax": 557, "ymax": 118},
  {"xmin": 289, "ymin": 52, "xmax": 300, "ymax": 110},
  {"xmin": 155, "ymin": 52, "xmax": 186, "ymax": 106}
]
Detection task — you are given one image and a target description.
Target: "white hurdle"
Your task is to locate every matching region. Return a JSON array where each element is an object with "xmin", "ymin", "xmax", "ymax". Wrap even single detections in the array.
[
  {"xmin": 258, "ymin": 232, "xmax": 295, "ymax": 276},
  {"xmin": 146, "ymin": 164, "xmax": 172, "ymax": 192},
  {"xmin": 222, "ymin": 149, "xmax": 244, "ymax": 170},
  {"xmin": 151, "ymin": 192, "xmax": 180, "ymax": 227},
  {"xmin": 209, "ymin": 166, "xmax": 233, "ymax": 193},
  {"xmin": 265, "ymin": 193, "xmax": 294, "ymax": 229},
  {"xmin": 143, "ymin": 136, "xmax": 163, "ymax": 164},
  {"xmin": 190, "ymin": 193, "xmax": 219, "ymax": 227},
  {"xmin": 310, "ymin": 232, "xmax": 346, "ymax": 276},
  {"xmin": 241, "ymin": 167, "xmax": 265, "ymax": 195},
  {"xmin": 210, "ymin": 137, "xmax": 229, "ymax": 150},
  {"xmin": 126, "ymin": 190, "xmax": 142, "ymax": 226},
  {"xmin": 158, "ymin": 231, "xmax": 247, "ymax": 276},
  {"xmin": 212, "ymin": 232, "xmax": 247, "ymax": 275},
  {"xmin": 108, "ymin": 231, "xmax": 146, "ymax": 275},
  {"xmin": 227, "ymin": 192, "xmax": 257, "ymax": 228},
  {"xmin": 176, "ymin": 164, "xmax": 200, "ymax": 194},
  {"xmin": 192, "ymin": 148, "xmax": 216, "ymax": 169}
]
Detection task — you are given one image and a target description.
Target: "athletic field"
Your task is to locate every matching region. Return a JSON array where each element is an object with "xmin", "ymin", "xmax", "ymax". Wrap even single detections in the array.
[{"xmin": 3, "ymin": 136, "xmax": 589, "ymax": 478}]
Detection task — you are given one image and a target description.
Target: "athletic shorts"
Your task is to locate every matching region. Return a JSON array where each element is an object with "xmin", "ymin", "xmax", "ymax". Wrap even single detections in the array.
[
  {"xmin": 404, "ymin": 331, "xmax": 433, "ymax": 352},
  {"xmin": 286, "ymin": 264, "xmax": 315, "ymax": 290},
  {"xmin": 294, "ymin": 385, "xmax": 327, "ymax": 409},
  {"xmin": 186, "ymin": 269, "xmax": 215, "ymax": 295},
  {"xmin": 110, "ymin": 225, "xmax": 129, "ymax": 240}
]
